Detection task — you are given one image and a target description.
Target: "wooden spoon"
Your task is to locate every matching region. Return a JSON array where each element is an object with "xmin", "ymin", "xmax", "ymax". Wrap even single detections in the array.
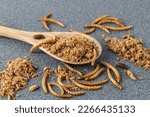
[{"xmin": 0, "ymin": 25, "xmax": 102, "ymax": 65}]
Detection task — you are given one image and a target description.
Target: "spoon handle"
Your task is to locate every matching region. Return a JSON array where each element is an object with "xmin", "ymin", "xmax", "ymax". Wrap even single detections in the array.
[{"xmin": 0, "ymin": 25, "xmax": 37, "ymax": 45}]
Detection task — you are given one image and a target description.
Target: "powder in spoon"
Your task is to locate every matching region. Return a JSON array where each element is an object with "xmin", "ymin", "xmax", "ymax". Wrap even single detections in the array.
[
  {"xmin": 32, "ymin": 34, "xmax": 99, "ymax": 63},
  {"xmin": 0, "ymin": 57, "xmax": 37, "ymax": 99},
  {"xmin": 102, "ymin": 34, "xmax": 150, "ymax": 70}
]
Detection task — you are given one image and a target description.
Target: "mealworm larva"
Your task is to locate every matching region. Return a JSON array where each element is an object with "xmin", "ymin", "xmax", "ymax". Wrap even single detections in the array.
[
  {"xmin": 85, "ymin": 68, "xmax": 104, "ymax": 81},
  {"xmin": 78, "ymin": 79, "xmax": 108, "ymax": 86},
  {"xmin": 116, "ymin": 63, "xmax": 129, "ymax": 70},
  {"xmin": 33, "ymin": 34, "xmax": 45, "ymax": 40},
  {"xmin": 42, "ymin": 69, "xmax": 49, "ymax": 94},
  {"xmin": 84, "ymin": 24, "xmax": 110, "ymax": 34},
  {"xmin": 69, "ymin": 15, "xmax": 109, "ymax": 35},
  {"xmin": 98, "ymin": 19, "xmax": 124, "ymax": 27},
  {"xmin": 105, "ymin": 25, "xmax": 133, "ymax": 31},
  {"xmin": 92, "ymin": 14, "xmax": 109, "ymax": 24},
  {"xmin": 63, "ymin": 86, "xmax": 85, "ymax": 96},
  {"xmin": 57, "ymin": 75, "xmax": 84, "ymax": 95},
  {"xmin": 70, "ymin": 28, "xmax": 95, "ymax": 34},
  {"xmin": 28, "ymin": 85, "xmax": 39, "ymax": 92},
  {"xmin": 48, "ymin": 82, "xmax": 72, "ymax": 98},
  {"xmin": 126, "ymin": 70, "xmax": 137, "ymax": 80},
  {"xmin": 91, "ymin": 48, "xmax": 97, "ymax": 66},
  {"xmin": 40, "ymin": 18, "xmax": 65, "ymax": 27},
  {"xmin": 30, "ymin": 37, "xmax": 55, "ymax": 53},
  {"xmin": 63, "ymin": 63, "xmax": 82, "ymax": 76},
  {"xmin": 57, "ymin": 75, "xmax": 76, "ymax": 88},
  {"xmin": 48, "ymin": 82, "xmax": 64, "ymax": 95},
  {"xmin": 99, "ymin": 16, "xmax": 125, "ymax": 26},
  {"xmin": 70, "ymin": 78, "xmax": 102, "ymax": 90},
  {"xmin": 107, "ymin": 68, "xmax": 123, "ymax": 90},
  {"xmin": 40, "ymin": 12, "xmax": 51, "ymax": 30},
  {"xmin": 77, "ymin": 64, "xmax": 100, "ymax": 80},
  {"xmin": 100, "ymin": 61, "xmax": 121, "ymax": 83}
]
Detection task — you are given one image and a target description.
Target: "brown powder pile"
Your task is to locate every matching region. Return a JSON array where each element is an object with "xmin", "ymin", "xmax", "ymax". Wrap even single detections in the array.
[
  {"xmin": 0, "ymin": 57, "xmax": 37, "ymax": 99},
  {"xmin": 102, "ymin": 35, "xmax": 150, "ymax": 70},
  {"xmin": 42, "ymin": 35, "xmax": 98, "ymax": 63}
]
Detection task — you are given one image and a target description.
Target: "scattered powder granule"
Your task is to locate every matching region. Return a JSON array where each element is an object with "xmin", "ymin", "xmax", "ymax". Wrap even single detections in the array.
[
  {"xmin": 102, "ymin": 35, "xmax": 150, "ymax": 70},
  {"xmin": 41, "ymin": 35, "xmax": 99, "ymax": 63},
  {"xmin": 0, "ymin": 57, "xmax": 37, "ymax": 99}
]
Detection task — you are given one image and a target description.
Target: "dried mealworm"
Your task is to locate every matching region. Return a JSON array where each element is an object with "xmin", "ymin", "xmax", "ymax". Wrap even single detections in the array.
[
  {"xmin": 77, "ymin": 64, "xmax": 100, "ymax": 80},
  {"xmin": 48, "ymin": 82, "xmax": 65, "ymax": 95},
  {"xmin": 48, "ymin": 82, "xmax": 72, "ymax": 98},
  {"xmin": 33, "ymin": 34, "xmax": 45, "ymax": 40},
  {"xmin": 40, "ymin": 18, "xmax": 65, "ymax": 27},
  {"xmin": 126, "ymin": 70, "xmax": 137, "ymax": 80},
  {"xmin": 28, "ymin": 85, "xmax": 39, "ymax": 92},
  {"xmin": 57, "ymin": 75, "xmax": 76, "ymax": 88},
  {"xmin": 84, "ymin": 24, "xmax": 110, "ymax": 34},
  {"xmin": 92, "ymin": 14, "xmax": 109, "ymax": 24},
  {"xmin": 62, "ymin": 86, "xmax": 85, "ymax": 96},
  {"xmin": 70, "ymin": 78, "xmax": 102, "ymax": 90},
  {"xmin": 85, "ymin": 68, "xmax": 104, "ymax": 81},
  {"xmin": 30, "ymin": 37, "xmax": 55, "ymax": 53},
  {"xmin": 98, "ymin": 19, "xmax": 124, "ymax": 27},
  {"xmin": 63, "ymin": 63, "xmax": 83, "ymax": 76},
  {"xmin": 70, "ymin": 28, "xmax": 95, "ymax": 34},
  {"xmin": 105, "ymin": 25, "xmax": 133, "ymax": 31},
  {"xmin": 99, "ymin": 16, "xmax": 125, "ymax": 26},
  {"xmin": 78, "ymin": 79, "xmax": 108, "ymax": 86},
  {"xmin": 100, "ymin": 61, "xmax": 121, "ymax": 83},
  {"xmin": 91, "ymin": 48, "xmax": 97, "ymax": 66},
  {"xmin": 116, "ymin": 63, "xmax": 129, "ymax": 70},
  {"xmin": 42, "ymin": 69, "xmax": 49, "ymax": 94},
  {"xmin": 58, "ymin": 76, "xmax": 84, "ymax": 95},
  {"xmin": 69, "ymin": 14, "xmax": 109, "ymax": 35},
  {"xmin": 107, "ymin": 68, "xmax": 123, "ymax": 90},
  {"xmin": 39, "ymin": 12, "xmax": 51, "ymax": 30}
]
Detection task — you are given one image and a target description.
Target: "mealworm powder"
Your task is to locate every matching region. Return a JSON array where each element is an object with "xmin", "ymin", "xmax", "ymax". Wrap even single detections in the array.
[
  {"xmin": 0, "ymin": 57, "xmax": 37, "ymax": 99},
  {"xmin": 103, "ymin": 35, "xmax": 150, "ymax": 70},
  {"xmin": 42, "ymin": 35, "xmax": 98, "ymax": 63}
]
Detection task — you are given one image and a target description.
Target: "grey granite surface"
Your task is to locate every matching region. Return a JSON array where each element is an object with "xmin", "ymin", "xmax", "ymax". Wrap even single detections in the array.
[{"xmin": 0, "ymin": 0, "xmax": 149, "ymax": 100}]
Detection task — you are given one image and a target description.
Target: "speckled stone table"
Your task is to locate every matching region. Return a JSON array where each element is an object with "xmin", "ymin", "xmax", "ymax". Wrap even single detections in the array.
[{"xmin": 0, "ymin": 0, "xmax": 149, "ymax": 100}]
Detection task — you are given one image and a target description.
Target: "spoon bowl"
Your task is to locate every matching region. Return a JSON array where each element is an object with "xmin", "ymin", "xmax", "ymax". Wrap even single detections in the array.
[{"xmin": 0, "ymin": 25, "xmax": 102, "ymax": 64}]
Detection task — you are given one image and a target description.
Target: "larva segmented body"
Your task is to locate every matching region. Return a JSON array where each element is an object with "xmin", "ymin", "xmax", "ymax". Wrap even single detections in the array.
[
  {"xmin": 48, "ymin": 82, "xmax": 72, "ymax": 98},
  {"xmin": 77, "ymin": 65, "xmax": 100, "ymax": 80},
  {"xmin": 70, "ymin": 78, "xmax": 102, "ymax": 90},
  {"xmin": 107, "ymin": 68, "xmax": 123, "ymax": 90},
  {"xmin": 100, "ymin": 61, "xmax": 121, "ymax": 83}
]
